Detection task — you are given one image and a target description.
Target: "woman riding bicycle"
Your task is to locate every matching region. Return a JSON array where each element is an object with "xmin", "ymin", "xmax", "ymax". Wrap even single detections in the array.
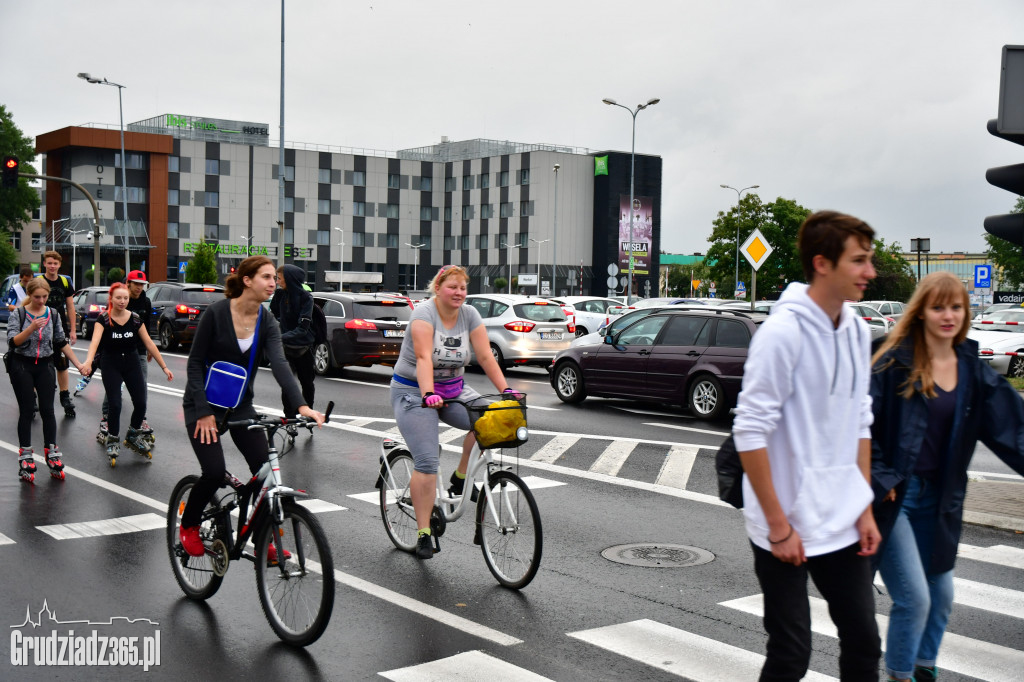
[
  {"xmin": 390, "ymin": 264, "xmax": 519, "ymax": 560},
  {"xmin": 178, "ymin": 255, "xmax": 324, "ymax": 557}
]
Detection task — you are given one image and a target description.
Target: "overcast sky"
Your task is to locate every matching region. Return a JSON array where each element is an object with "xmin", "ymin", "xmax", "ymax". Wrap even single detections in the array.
[{"xmin": 4, "ymin": 0, "xmax": 1023, "ymax": 257}]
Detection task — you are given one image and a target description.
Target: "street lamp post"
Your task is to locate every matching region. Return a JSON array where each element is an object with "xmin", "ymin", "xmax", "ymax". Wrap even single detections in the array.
[
  {"xmin": 500, "ymin": 239, "xmax": 514, "ymax": 293},
  {"xmin": 529, "ymin": 237, "xmax": 550, "ymax": 296},
  {"xmin": 50, "ymin": 217, "xmax": 71, "ymax": 251},
  {"xmin": 602, "ymin": 97, "xmax": 660, "ymax": 305},
  {"xmin": 552, "ymin": 164, "xmax": 559, "ymax": 297},
  {"xmin": 720, "ymin": 184, "xmax": 759, "ymax": 299},
  {"xmin": 78, "ymin": 73, "xmax": 131, "ymax": 279},
  {"xmin": 333, "ymin": 227, "xmax": 346, "ymax": 292},
  {"xmin": 404, "ymin": 242, "xmax": 425, "ymax": 292}
]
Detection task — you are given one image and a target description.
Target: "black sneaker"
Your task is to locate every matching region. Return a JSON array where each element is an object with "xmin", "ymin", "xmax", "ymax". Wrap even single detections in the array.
[
  {"xmin": 914, "ymin": 667, "xmax": 937, "ymax": 682},
  {"xmin": 416, "ymin": 534, "xmax": 434, "ymax": 560},
  {"xmin": 448, "ymin": 472, "xmax": 478, "ymax": 502}
]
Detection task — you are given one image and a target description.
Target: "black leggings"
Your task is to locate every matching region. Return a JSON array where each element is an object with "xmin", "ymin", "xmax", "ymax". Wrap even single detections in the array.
[
  {"xmin": 181, "ymin": 420, "xmax": 269, "ymax": 528},
  {"xmin": 101, "ymin": 351, "xmax": 147, "ymax": 436},
  {"xmin": 11, "ymin": 355, "xmax": 56, "ymax": 448},
  {"xmin": 283, "ymin": 348, "xmax": 315, "ymax": 418}
]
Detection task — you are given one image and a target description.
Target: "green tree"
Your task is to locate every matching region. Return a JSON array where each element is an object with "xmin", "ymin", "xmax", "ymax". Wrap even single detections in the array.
[
  {"xmin": 985, "ymin": 197, "xmax": 1024, "ymax": 290},
  {"xmin": 0, "ymin": 104, "xmax": 41, "ymax": 235},
  {"xmin": 185, "ymin": 241, "xmax": 218, "ymax": 284},
  {"xmin": 705, "ymin": 194, "xmax": 810, "ymax": 298},
  {"xmin": 865, "ymin": 238, "xmax": 916, "ymax": 301},
  {"xmin": 666, "ymin": 261, "xmax": 712, "ymax": 296},
  {"xmin": 107, "ymin": 266, "xmax": 125, "ymax": 283},
  {"xmin": 0, "ymin": 238, "xmax": 17, "ymax": 275},
  {"xmin": 493, "ymin": 276, "xmax": 508, "ymax": 292}
]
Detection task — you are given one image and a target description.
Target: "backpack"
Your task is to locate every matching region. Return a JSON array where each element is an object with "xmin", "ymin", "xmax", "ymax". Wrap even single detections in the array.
[
  {"xmin": 310, "ymin": 303, "xmax": 328, "ymax": 345},
  {"xmin": 715, "ymin": 434, "xmax": 744, "ymax": 509}
]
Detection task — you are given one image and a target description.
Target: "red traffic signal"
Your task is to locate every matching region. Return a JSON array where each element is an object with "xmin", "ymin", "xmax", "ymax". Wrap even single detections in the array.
[{"xmin": 1, "ymin": 155, "xmax": 19, "ymax": 189}]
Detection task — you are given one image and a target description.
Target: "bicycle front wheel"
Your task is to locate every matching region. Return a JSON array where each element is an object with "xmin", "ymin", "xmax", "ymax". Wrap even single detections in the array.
[
  {"xmin": 166, "ymin": 475, "xmax": 225, "ymax": 600},
  {"xmin": 477, "ymin": 470, "xmax": 542, "ymax": 589},
  {"xmin": 255, "ymin": 501, "xmax": 335, "ymax": 646},
  {"xmin": 379, "ymin": 449, "xmax": 419, "ymax": 552}
]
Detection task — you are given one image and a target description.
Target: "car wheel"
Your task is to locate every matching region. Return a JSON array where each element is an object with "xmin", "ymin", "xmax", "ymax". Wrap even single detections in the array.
[
  {"xmin": 553, "ymin": 362, "xmax": 586, "ymax": 403},
  {"xmin": 313, "ymin": 342, "xmax": 331, "ymax": 376},
  {"xmin": 490, "ymin": 344, "xmax": 505, "ymax": 370},
  {"xmin": 79, "ymin": 317, "xmax": 89, "ymax": 340},
  {"xmin": 1009, "ymin": 354, "xmax": 1024, "ymax": 379},
  {"xmin": 159, "ymin": 322, "xmax": 179, "ymax": 352},
  {"xmin": 575, "ymin": 326, "xmax": 588, "ymax": 338},
  {"xmin": 689, "ymin": 374, "xmax": 726, "ymax": 421}
]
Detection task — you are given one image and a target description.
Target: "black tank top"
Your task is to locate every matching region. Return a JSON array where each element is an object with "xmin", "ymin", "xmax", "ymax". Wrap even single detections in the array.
[{"xmin": 99, "ymin": 312, "xmax": 143, "ymax": 354}]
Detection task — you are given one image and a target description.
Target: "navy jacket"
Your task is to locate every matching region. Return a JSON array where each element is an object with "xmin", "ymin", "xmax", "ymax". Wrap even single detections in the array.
[{"xmin": 870, "ymin": 337, "xmax": 1024, "ymax": 573}]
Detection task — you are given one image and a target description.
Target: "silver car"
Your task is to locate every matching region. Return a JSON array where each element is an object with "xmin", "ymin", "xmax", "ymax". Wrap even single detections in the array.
[
  {"xmin": 847, "ymin": 302, "xmax": 892, "ymax": 340},
  {"xmin": 465, "ymin": 294, "xmax": 573, "ymax": 369},
  {"xmin": 549, "ymin": 296, "xmax": 624, "ymax": 337},
  {"xmin": 863, "ymin": 300, "xmax": 905, "ymax": 322}
]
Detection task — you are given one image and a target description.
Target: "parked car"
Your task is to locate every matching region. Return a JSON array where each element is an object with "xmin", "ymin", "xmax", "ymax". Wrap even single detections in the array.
[
  {"xmin": 550, "ymin": 308, "xmax": 766, "ymax": 420},
  {"xmin": 548, "ymin": 296, "xmax": 624, "ymax": 337},
  {"xmin": 968, "ymin": 317, "xmax": 1024, "ymax": 377},
  {"xmin": 863, "ymin": 300, "xmax": 905, "ymax": 322},
  {"xmin": 311, "ymin": 292, "xmax": 413, "ymax": 374},
  {"xmin": 572, "ymin": 305, "xmax": 673, "ymax": 347},
  {"xmin": 719, "ymin": 300, "xmax": 777, "ymax": 314},
  {"xmin": 0, "ymin": 273, "xmax": 20, "ymax": 324},
  {"xmin": 72, "ymin": 286, "xmax": 110, "ymax": 339},
  {"xmin": 975, "ymin": 303, "xmax": 1018, "ymax": 320},
  {"xmin": 464, "ymin": 294, "xmax": 573, "ymax": 369},
  {"xmin": 847, "ymin": 302, "xmax": 892, "ymax": 340},
  {"xmin": 145, "ymin": 282, "xmax": 225, "ymax": 351}
]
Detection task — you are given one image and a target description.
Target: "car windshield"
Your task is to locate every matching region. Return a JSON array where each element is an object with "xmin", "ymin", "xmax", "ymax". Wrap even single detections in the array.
[
  {"xmin": 95, "ymin": 292, "xmax": 108, "ymax": 304},
  {"xmin": 513, "ymin": 302, "xmax": 568, "ymax": 322},
  {"xmin": 181, "ymin": 289, "xmax": 223, "ymax": 304},
  {"xmin": 351, "ymin": 300, "xmax": 413, "ymax": 321}
]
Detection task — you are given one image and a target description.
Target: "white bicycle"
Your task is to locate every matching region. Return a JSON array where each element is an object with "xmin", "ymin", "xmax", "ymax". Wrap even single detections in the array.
[{"xmin": 376, "ymin": 394, "xmax": 542, "ymax": 589}]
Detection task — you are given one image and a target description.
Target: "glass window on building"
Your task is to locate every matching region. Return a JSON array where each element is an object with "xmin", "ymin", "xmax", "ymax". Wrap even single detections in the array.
[
  {"xmin": 463, "ymin": 176, "xmax": 472, "ymax": 191},
  {"xmin": 168, "ymin": 156, "xmax": 180, "ymax": 172},
  {"xmin": 478, "ymin": 234, "xmax": 488, "ymax": 249},
  {"xmin": 444, "ymin": 206, "xmax": 452, "ymax": 222},
  {"xmin": 285, "ymin": 228, "xmax": 294, "ymax": 243},
  {"xmin": 284, "ymin": 166, "xmax": 295, "ymax": 182},
  {"xmin": 462, "ymin": 205, "xmax": 475, "ymax": 220},
  {"xmin": 385, "ymin": 234, "xmax": 399, "ymax": 249},
  {"xmin": 519, "ymin": 200, "xmax": 534, "ymax": 217},
  {"xmin": 204, "ymin": 224, "xmax": 219, "ymax": 240},
  {"xmin": 419, "ymin": 236, "xmax": 431, "ymax": 249},
  {"xmin": 32, "ymin": 235, "xmax": 42, "ymax": 252},
  {"xmin": 497, "ymin": 171, "xmax": 509, "ymax": 187},
  {"xmin": 115, "ymin": 153, "xmax": 146, "ymax": 170},
  {"xmin": 61, "ymin": 186, "xmax": 71, "ymax": 202},
  {"xmin": 445, "ymin": 177, "xmax": 456, "ymax": 192},
  {"xmin": 479, "ymin": 173, "xmax": 490, "ymax": 189},
  {"xmin": 168, "ymin": 189, "xmax": 179, "ymax": 206},
  {"xmin": 460, "ymin": 235, "xmax": 470, "ymax": 250},
  {"xmin": 318, "ymin": 199, "xmax": 331, "ymax": 214},
  {"xmin": 385, "ymin": 203, "xmax": 400, "ymax": 219},
  {"xmin": 443, "ymin": 236, "xmax": 455, "ymax": 250},
  {"xmin": 519, "ymin": 169, "xmax": 530, "ymax": 185},
  {"xmin": 420, "ymin": 206, "xmax": 433, "ymax": 221},
  {"xmin": 387, "ymin": 174, "xmax": 400, "ymax": 189},
  {"xmin": 480, "ymin": 204, "xmax": 493, "ymax": 219},
  {"xmin": 203, "ymin": 191, "xmax": 219, "ymax": 208},
  {"xmin": 500, "ymin": 202, "xmax": 513, "ymax": 218},
  {"xmin": 168, "ymin": 222, "xmax": 178, "ymax": 239},
  {"xmin": 352, "ymin": 201, "xmax": 365, "ymax": 217},
  {"xmin": 284, "ymin": 197, "xmax": 294, "ymax": 212},
  {"xmin": 205, "ymin": 159, "xmax": 220, "ymax": 175},
  {"xmin": 115, "ymin": 186, "xmax": 148, "ymax": 203},
  {"xmin": 420, "ymin": 177, "xmax": 432, "ymax": 191},
  {"xmin": 316, "ymin": 230, "xmax": 330, "ymax": 245},
  {"xmin": 352, "ymin": 232, "xmax": 366, "ymax": 247},
  {"xmin": 318, "ymin": 168, "xmax": 331, "ymax": 184},
  {"xmin": 352, "ymin": 171, "xmax": 366, "ymax": 187},
  {"xmin": 11, "ymin": 232, "xmax": 20, "ymax": 250}
]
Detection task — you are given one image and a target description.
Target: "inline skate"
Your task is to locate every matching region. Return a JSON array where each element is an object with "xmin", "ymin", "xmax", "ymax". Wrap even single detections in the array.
[
  {"xmin": 18, "ymin": 448, "xmax": 36, "ymax": 483},
  {"xmin": 140, "ymin": 419, "xmax": 156, "ymax": 446},
  {"xmin": 124, "ymin": 426, "xmax": 153, "ymax": 459},
  {"xmin": 73, "ymin": 373, "xmax": 92, "ymax": 397},
  {"xmin": 96, "ymin": 415, "xmax": 109, "ymax": 445},
  {"xmin": 105, "ymin": 435, "xmax": 120, "ymax": 467},
  {"xmin": 44, "ymin": 445, "xmax": 65, "ymax": 481},
  {"xmin": 60, "ymin": 390, "xmax": 75, "ymax": 418}
]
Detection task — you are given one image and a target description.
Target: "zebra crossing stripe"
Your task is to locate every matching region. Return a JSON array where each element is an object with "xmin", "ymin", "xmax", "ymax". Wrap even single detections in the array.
[
  {"xmin": 295, "ymin": 499, "xmax": 347, "ymax": 513},
  {"xmin": 380, "ymin": 650, "xmax": 552, "ymax": 681},
  {"xmin": 568, "ymin": 618, "xmax": 836, "ymax": 681},
  {"xmin": 589, "ymin": 440, "xmax": 637, "ymax": 477},
  {"xmin": 439, "ymin": 428, "xmax": 466, "ymax": 444},
  {"xmin": 721, "ymin": 594, "xmax": 1024, "ymax": 681},
  {"xmin": 958, "ymin": 543, "xmax": 1024, "ymax": 570},
  {"xmin": 529, "ymin": 435, "xmax": 581, "ymax": 464},
  {"xmin": 874, "ymin": 574, "xmax": 1024, "ymax": 620},
  {"xmin": 37, "ymin": 513, "xmax": 165, "ymax": 540},
  {"xmin": 655, "ymin": 445, "xmax": 699, "ymax": 490},
  {"xmin": 0, "ymin": 532, "xmax": 15, "ymax": 546}
]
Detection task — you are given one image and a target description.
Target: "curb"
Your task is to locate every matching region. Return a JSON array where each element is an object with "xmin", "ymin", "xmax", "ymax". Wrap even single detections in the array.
[{"xmin": 963, "ymin": 510, "xmax": 1024, "ymax": 533}]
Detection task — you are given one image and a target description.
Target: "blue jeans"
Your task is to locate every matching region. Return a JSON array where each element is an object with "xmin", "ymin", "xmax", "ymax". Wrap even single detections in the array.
[{"xmin": 878, "ymin": 476, "xmax": 954, "ymax": 679}]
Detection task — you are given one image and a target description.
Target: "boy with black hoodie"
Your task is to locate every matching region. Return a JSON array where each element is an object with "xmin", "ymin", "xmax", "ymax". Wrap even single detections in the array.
[
  {"xmin": 733, "ymin": 211, "xmax": 882, "ymax": 680},
  {"xmin": 269, "ymin": 264, "xmax": 315, "ymax": 418}
]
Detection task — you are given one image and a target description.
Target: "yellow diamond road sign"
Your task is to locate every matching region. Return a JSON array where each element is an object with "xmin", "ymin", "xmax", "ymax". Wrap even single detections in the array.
[{"xmin": 740, "ymin": 228, "xmax": 773, "ymax": 271}]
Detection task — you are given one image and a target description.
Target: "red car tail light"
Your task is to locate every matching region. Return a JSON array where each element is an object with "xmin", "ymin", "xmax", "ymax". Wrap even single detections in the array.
[
  {"xmin": 176, "ymin": 303, "xmax": 200, "ymax": 315},
  {"xmin": 504, "ymin": 320, "xmax": 536, "ymax": 333},
  {"xmin": 345, "ymin": 318, "xmax": 378, "ymax": 330},
  {"xmin": 88, "ymin": 304, "xmax": 107, "ymax": 313},
  {"xmin": 567, "ymin": 321, "xmax": 576, "ymax": 334}
]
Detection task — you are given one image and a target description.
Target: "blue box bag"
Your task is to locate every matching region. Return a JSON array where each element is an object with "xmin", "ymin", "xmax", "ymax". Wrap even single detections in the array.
[{"xmin": 204, "ymin": 308, "xmax": 261, "ymax": 410}]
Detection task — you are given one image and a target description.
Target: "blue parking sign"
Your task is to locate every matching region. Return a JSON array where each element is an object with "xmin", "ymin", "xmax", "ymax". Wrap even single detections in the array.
[{"xmin": 975, "ymin": 265, "xmax": 991, "ymax": 288}]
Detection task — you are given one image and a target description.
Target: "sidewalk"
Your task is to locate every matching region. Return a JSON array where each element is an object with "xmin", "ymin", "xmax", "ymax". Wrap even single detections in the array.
[{"xmin": 964, "ymin": 479, "xmax": 1024, "ymax": 533}]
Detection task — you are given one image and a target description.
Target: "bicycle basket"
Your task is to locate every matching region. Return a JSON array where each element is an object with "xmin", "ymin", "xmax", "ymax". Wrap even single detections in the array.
[{"xmin": 467, "ymin": 396, "xmax": 528, "ymax": 450}]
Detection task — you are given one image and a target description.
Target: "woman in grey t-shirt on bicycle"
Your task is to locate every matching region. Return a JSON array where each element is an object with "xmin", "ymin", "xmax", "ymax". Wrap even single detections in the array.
[{"xmin": 390, "ymin": 265, "xmax": 519, "ymax": 559}]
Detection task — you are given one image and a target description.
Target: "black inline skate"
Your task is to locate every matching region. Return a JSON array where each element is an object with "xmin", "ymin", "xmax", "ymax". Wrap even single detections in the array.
[
  {"xmin": 105, "ymin": 435, "xmax": 119, "ymax": 468},
  {"xmin": 60, "ymin": 390, "xmax": 75, "ymax": 418},
  {"xmin": 124, "ymin": 426, "xmax": 153, "ymax": 459},
  {"xmin": 96, "ymin": 415, "xmax": 109, "ymax": 445}
]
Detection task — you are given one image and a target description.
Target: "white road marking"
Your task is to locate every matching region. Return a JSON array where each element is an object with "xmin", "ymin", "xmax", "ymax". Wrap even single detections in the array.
[
  {"xmin": 569, "ymin": 618, "xmax": 836, "ymax": 682},
  {"xmin": 37, "ymin": 513, "xmax": 165, "ymax": 540},
  {"xmin": 874, "ymin": 574, "xmax": 1024, "ymax": 620},
  {"xmin": 380, "ymin": 651, "xmax": 550, "ymax": 681},
  {"xmin": 655, "ymin": 445, "xmax": 699, "ymax": 489},
  {"xmin": 529, "ymin": 435, "xmax": 581, "ymax": 464},
  {"xmin": 958, "ymin": 543, "xmax": 1024, "ymax": 570},
  {"xmin": 296, "ymin": 499, "xmax": 347, "ymax": 513},
  {"xmin": 644, "ymin": 421, "xmax": 732, "ymax": 436},
  {"xmin": 722, "ymin": 594, "xmax": 1024, "ymax": 682},
  {"xmin": 439, "ymin": 428, "xmax": 467, "ymax": 444},
  {"xmin": 348, "ymin": 475, "xmax": 566, "ymax": 506},
  {"xmin": 967, "ymin": 470, "xmax": 1024, "ymax": 481},
  {"xmin": 0, "ymin": 532, "xmax": 15, "ymax": 546},
  {"xmin": 589, "ymin": 440, "xmax": 637, "ymax": 477}
]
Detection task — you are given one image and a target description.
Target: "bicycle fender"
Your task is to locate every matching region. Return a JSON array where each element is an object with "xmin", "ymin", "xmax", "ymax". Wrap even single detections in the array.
[{"xmin": 375, "ymin": 448, "xmax": 412, "ymax": 489}]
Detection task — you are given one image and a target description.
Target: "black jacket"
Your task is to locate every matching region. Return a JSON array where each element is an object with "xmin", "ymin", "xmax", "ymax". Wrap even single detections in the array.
[
  {"xmin": 127, "ymin": 292, "xmax": 153, "ymax": 354},
  {"xmin": 183, "ymin": 297, "xmax": 304, "ymax": 425},
  {"xmin": 870, "ymin": 337, "xmax": 1024, "ymax": 573},
  {"xmin": 269, "ymin": 264, "xmax": 314, "ymax": 348}
]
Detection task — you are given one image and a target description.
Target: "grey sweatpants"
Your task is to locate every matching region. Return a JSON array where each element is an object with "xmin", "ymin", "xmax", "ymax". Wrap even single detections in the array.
[{"xmin": 390, "ymin": 383, "xmax": 483, "ymax": 474}]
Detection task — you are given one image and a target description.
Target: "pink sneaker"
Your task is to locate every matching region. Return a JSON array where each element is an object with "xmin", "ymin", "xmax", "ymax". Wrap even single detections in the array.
[{"xmin": 179, "ymin": 525, "xmax": 205, "ymax": 557}]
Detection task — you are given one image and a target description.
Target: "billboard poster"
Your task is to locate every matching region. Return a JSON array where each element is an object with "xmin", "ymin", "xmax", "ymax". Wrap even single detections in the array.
[{"xmin": 618, "ymin": 195, "xmax": 653, "ymax": 275}]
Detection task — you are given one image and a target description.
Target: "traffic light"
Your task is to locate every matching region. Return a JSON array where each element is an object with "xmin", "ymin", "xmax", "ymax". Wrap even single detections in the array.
[
  {"xmin": 985, "ymin": 45, "xmax": 1024, "ymax": 246},
  {"xmin": 1, "ymin": 156, "xmax": 19, "ymax": 189}
]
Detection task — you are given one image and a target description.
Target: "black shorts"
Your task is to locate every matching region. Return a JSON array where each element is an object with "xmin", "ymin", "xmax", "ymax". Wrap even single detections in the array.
[{"xmin": 52, "ymin": 315, "xmax": 70, "ymax": 371}]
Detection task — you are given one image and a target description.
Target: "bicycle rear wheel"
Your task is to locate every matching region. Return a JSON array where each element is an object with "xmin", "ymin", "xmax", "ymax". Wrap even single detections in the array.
[
  {"xmin": 477, "ymin": 470, "xmax": 542, "ymax": 589},
  {"xmin": 166, "ymin": 475, "xmax": 225, "ymax": 600},
  {"xmin": 379, "ymin": 449, "xmax": 419, "ymax": 552},
  {"xmin": 255, "ymin": 500, "xmax": 335, "ymax": 646}
]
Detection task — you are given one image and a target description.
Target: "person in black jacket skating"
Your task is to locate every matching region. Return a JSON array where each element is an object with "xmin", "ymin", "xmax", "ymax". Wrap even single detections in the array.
[{"xmin": 269, "ymin": 264, "xmax": 316, "ymax": 419}]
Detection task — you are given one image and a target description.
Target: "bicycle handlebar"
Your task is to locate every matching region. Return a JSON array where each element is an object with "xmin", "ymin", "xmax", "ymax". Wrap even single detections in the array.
[
  {"xmin": 226, "ymin": 400, "xmax": 335, "ymax": 431},
  {"xmin": 420, "ymin": 392, "xmax": 526, "ymax": 409}
]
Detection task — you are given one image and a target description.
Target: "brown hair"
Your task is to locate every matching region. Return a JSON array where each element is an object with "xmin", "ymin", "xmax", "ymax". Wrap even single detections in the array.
[
  {"xmin": 19, "ymin": 267, "xmax": 33, "ymax": 279},
  {"xmin": 225, "ymin": 255, "xmax": 273, "ymax": 298},
  {"xmin": 428, "ymin": 265, "xmax": 469, "ymax": 296},
  {"xmin": 797, "ymin": 211, "xmax": 875, "ymax": 282},
  {"xmin": 42, "ymin": 250, "xmax": 62, "ymax": 263},
  {"xmin": 22, "ymin": 277, "xmax": 50, "ymax": 306},
  {"xmin": 871, "ymin": 271, "xmax": 970, "ymax": 399}
]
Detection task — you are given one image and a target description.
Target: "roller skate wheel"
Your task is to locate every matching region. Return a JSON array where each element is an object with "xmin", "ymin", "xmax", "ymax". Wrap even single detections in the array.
[
  {"xmin": 21, "ymin": 473, "xmax": 34, "ymax": 483},
  {"xmin": 109, "ymin": 457, "xmax": 116, "ymax": 468},
  {"xmin": 51, "ymin": 470, "xmax": 65, "ymax": 481}
]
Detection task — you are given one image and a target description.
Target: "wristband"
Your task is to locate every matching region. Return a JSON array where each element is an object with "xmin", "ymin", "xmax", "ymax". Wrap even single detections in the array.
[
  {"xmin": 423, "ymin": 391, "xmax": 436, "ymax": 398},
  {"xmin": 502, "ymin": 388, "xmax": 515, "ymax": 393},
  {"xmin": 769, "ymin": 525, "xmax": 793, "ymax": 545}
]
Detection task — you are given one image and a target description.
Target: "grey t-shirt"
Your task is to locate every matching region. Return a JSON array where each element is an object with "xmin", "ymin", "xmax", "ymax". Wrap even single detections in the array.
[{"xmin": 392, "ymin": 299, "xmax": 483, "ymax": 383}]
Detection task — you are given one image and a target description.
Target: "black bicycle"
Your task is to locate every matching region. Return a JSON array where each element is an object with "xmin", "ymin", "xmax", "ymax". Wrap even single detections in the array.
[{"xmin": 166, "ymin": 403, "xmax": 335, "ymax": 646}]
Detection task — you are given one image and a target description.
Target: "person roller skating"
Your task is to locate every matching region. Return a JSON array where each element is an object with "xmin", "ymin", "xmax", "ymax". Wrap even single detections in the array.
[
  {"xmin": 80, "ymin": 282, "xmax": 173, "ymax": 469},
  {"xmin": 37, "ymin": 251, "xmax": 78, "ymax": 420}
]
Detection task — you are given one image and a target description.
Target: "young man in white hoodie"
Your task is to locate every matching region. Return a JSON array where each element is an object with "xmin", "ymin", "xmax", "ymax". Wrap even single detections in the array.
[{"xmin": 734, "ymin": 210, "xmax": 882, "ymax": 681}]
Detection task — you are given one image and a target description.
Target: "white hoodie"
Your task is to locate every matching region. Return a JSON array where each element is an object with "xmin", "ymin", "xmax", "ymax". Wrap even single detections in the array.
[{"xmin": 733, "ymin": 282, "xmax": 873, "ymax": 556}]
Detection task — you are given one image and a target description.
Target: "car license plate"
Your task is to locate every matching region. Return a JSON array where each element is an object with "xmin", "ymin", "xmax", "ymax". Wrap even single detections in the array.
[
  {"xmin": 539, "ymin": 332, "xmax": 563, "ymax": 340},
  {"xmin": 383, "ymin": 329, "xmax": 405, "ymax": 338}
]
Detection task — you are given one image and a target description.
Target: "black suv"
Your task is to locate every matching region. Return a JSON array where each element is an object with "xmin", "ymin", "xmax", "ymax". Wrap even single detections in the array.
[
  {"xmin": 145, "ymin": 282, "xmax": 225, "ymax": 350},
  {"xmin": 72, "ymin": 286, "xmax": 110, "ymax": 339},
  {"xmin": 312, "ymin": 292, "xmax": 413, "ymax": 374}
]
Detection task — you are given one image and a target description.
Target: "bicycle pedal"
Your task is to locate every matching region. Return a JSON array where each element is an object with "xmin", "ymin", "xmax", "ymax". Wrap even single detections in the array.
[{"xmin": 432, "ymin": 536, "xmax": 441, "ymax": 553}]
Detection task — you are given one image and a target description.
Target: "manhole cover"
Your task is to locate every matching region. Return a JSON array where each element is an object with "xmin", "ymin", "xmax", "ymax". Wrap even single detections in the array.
[{"xmin": 601, "ymin": 543, "xmax": 715, "ymax": 568}]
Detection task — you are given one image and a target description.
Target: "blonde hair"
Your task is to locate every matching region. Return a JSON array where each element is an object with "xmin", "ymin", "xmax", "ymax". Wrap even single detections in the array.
[
  {"xmin": 21, "ymin": 277, "xmax": 50, "ymax": 307},
  {"xmin": 428, "ymin": 265, "xmax": 469, "ymax": 297},
  {"xmin": 871, "ymin": 271, "xmax": 970, "ymax": 399}
]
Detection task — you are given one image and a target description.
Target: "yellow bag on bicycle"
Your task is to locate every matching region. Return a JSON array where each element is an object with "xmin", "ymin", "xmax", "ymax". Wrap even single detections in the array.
[{"xmin": 473, "ymin": 400, "xmax": 527, "ymax": 449}]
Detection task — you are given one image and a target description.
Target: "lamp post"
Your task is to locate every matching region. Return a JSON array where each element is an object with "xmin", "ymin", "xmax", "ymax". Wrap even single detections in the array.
[
  {"xmin": 68, "ymin": 228, "xmax": 89, "ymax": 286},
  {"xmin": 404, "ymin": 242, "xmax": 425, "ymax": 292},
  {"xmin": 333, "ymin": 227, "xmax": 346, "ymax": 292},
  {"xmin": 551, "ymin": 164, "xmax": 560, "ymax": 297},
  {"xmin": 529, "ymin": 237, "xmax": 550, "ymax": 296},
  {"xmin": 720, "ymin": 184, "xmax": 759, "ymax": 299},
  {"xmin": 78, "ymin": 73, "xmax": 131, "ymax": 279},
  {"xmin": 50, "ymin": 217, "xmax": 71, "ymax": 251},
  {"xmin": 500, "ymin": 239, "xmax": 513, "ymax": 293}
]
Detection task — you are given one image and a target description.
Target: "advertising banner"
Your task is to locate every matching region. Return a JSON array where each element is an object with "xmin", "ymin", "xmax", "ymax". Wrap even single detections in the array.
[{"xmin": 618, "ymin": 195, "xmax": 652, "ymax": 275}]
